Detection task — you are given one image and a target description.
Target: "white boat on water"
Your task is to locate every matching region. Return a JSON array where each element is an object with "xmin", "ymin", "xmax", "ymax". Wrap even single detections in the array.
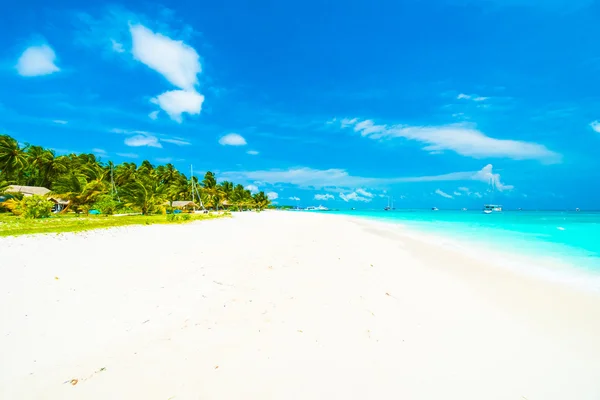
[
  {"xmin": 483, "ymin": 204, "xmax": 502, "ymax": 214},
  {"xmin": 431, "ymin": 207, "xmax": 439, "ymax": 211},
  {"xmin": 306, "ymin": 205, "xmax": 329, "ymax": 211}
]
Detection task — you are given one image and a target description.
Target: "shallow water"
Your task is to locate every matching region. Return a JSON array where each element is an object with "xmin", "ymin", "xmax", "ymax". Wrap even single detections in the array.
[{"xmin": 331, "ymin": 210, "xmax": 600, "ymax": 275}]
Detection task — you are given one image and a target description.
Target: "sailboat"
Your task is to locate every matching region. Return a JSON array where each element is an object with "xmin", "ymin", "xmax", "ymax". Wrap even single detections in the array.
[
  {"xmin": 483, "ymin": 176, "xmax": 502, "ymax": 214},
  {"xmin": 384, "ymin": 196, "xmax": 395, "ymax": 211}
]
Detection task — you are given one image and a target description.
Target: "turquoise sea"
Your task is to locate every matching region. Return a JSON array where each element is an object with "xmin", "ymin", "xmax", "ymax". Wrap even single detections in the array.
[{"xmin": 332, "ymin": 210, "xmax": 600, "ymax": 287}]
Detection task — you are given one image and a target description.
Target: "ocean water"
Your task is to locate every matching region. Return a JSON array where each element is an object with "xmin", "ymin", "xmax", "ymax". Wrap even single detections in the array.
[{"xmin": 332, "ymin": 209, "xmax": 600, "ymax": 289}]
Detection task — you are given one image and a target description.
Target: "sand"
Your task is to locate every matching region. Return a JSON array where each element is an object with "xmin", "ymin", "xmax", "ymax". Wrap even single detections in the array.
[{"xmin": 1, "ymin": 211, "xmax": 600, "ymax": 399}]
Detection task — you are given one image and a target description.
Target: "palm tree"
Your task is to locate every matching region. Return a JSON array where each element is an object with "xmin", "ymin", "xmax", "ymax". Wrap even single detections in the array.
[
  {"xmin": 51, "ymin": 171, "xmax": 106, "ymax": 213},
  {"xmin": 0, "ymin": 135, "xmax": 27, "ymax": 179},
  {"xmin": 202, "ymin": 171, "xmax": 221, "ymax": 210},
  {"xmin": 252, "ymin": 191, "xmax": 271, "ymax": 211},
  {"xmin": 0, "ymin": 178, "xmax": 9, "ymax": 194},
  {"xmin": 218, "ymin": 181, "xmax": 234, "ymax": 208},
  {"xmin": 120, "ymin": 176, "xmax": 166, "ymax": 215},
  {"xmin": 231, "ymin": 184, "xmax": 250, "ymax": 211}
]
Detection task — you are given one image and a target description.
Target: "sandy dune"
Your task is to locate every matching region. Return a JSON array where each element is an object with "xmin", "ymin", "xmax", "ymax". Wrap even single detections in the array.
[{"xmin": 1, "ymin": 211, "xmax": 599, "ymax": 399}]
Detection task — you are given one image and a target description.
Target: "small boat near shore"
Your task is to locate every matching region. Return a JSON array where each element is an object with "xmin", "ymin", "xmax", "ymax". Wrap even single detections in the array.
[
  {"xmin": 305, "ymin": 205, "xmax": 329, "ymax": 211},
  {"xmin": 483, "ymin": 204, "xmax": 502, "ymax": 214}
]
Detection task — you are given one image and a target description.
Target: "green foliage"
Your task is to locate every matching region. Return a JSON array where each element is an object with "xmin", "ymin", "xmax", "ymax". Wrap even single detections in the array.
[
  {"xmin": 0, "ymin": 134, "xmax": 271, "ymax": 216},
  {"xmin": 166, "ymin": 213, "xmax": 193, "ymax": 222},
  {"xmin": 22, "ymin": 195, "xmax": 53, "ymax": 219},
  {"xmin": 93, "ymin": 195, "xmax": 120, "ymax": 215},
  {"xmin": 0, "ymin": 213, "xmax": 224, "ymax": 237}
]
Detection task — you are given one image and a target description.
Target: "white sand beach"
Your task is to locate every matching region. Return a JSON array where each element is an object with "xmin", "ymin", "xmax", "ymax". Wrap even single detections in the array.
[{"xmin": 1, "ymin": 211, "xmax": 600, "ymax": 399}]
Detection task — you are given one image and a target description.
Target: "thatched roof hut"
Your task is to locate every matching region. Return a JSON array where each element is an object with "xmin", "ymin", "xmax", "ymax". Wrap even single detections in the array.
[
  {"xmin": 171, "ymin": 201, "xmax": 198, "ymax": 209},
  {"xmin": 6, "ymin": 185, "xmax": 51, "ymax": 196}
]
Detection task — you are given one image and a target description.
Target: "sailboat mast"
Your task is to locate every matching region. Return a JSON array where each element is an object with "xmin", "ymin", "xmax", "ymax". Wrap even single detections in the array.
[{"xmin": 191, "ymin": 165, "xmax": 196, "ymax": 211}]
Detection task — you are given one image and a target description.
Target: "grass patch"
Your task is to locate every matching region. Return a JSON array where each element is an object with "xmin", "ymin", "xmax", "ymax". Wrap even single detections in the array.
[{"xmin": 0, "ymin": 212, "xmax": 228, "ymax": 237}]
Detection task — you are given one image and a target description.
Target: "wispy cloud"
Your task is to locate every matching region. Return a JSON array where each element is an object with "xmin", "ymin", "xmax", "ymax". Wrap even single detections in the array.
[
  {"xmin": 52, "ymin": 120, "xmax": 68, "ymax": 125},
  {"xmin": 266, "ymin": 191, "xmax": 278, "ymax": 200},
  {"xmin": 590, "ymin": 121, "xmax": 600, "ymax": 133},
  {"xmin": 314, "ymin": 193, "xmax": 334, "ymax": 201},
  {"xmin": 246, "ymin": 150, "xmax": 259, "ymax": 155},
  {"xmin": 124, "ymin": 134, "xmax": 162, "ymax": 148},
  {"xmin": 110, "ymin": 39, "xmax": 125, "ymax": 53},
  {"xmin": 336, "ymin": 118, "xmax": 561, "ymax": 164},
  {"xmin": 221, "ymin": 164, "xmax": 511, "ymax": 190},
  {"xmin": 148, "ymin": 110, "xmax": 159, "ymax": 120},
  {"xmin": 245, "ymin": 184, "xmax": 259, "ymax": 193},
  {"xmin": 457, "ymin": 93, "xmax": 488, "ymax": 102},
  {"xmin": 340, "ymin": 190, "xmax": 372, "ymax": 202},
  {"xmin": 116, "ymin": 152, "xmax": 139, "ymax": 158},
  {"xmin": 16, "ymin": 44, "xmax": 60, "ymax": 77},
  {"xmin": 289, "ymin": 196, "xmax": 300, "ymax": 201},
  {"xmin": 155, "ymin": 157, "xmax": 173, "ymax": 163},
  {"xmin": 161, "ymin": 138, "xmax": 191, "ymax": 146},
  {"xmin": 92, "ymin": 148, "xmax": 107, "ymax": 156},
  {"xmin": 435, "ymin": 189, "xmax": 453, "ymax": 199},
  {"xmin": 219, "ymin": 133, "xmax": 247, "ymax": 146},
  {"xmin": 111, "ymin": 128, "xmax": 190, "ymax": 147}
]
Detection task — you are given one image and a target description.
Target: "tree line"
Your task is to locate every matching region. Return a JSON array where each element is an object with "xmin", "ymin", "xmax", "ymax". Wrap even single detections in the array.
[{"xmin": 0, "ymin": 134, "xmax": 271, "ymax": 215}]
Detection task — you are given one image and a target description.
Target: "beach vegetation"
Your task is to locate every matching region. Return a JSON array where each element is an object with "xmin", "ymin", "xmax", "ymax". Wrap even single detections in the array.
[{"xmin": 0, "ymin": 133, "xmax": 271, "ymax": 235}]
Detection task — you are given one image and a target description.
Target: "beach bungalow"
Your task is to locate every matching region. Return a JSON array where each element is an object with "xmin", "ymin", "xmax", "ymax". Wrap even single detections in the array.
[
  {"xmin": 48, "ymin": 197, "xmax": 70, "ymax": 213},
  {"xmin": 170, "ymin": 201, "xmax": 198, "ymax": 212},
  {"xmin": 5, "ymin": 185, "xmax": 51, "ymax": 197},
  {"xmin": 4, "ymin": 185, "xmax": 70, "ymax": 212}
]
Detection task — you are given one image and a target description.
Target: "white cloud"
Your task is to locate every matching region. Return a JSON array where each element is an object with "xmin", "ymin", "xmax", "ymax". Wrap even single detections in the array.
[
  {"xmin": 472, "ymin": 164, "xmax": 514, "ymax": 191},
  {"xmin": 338, "ymin": 118, "xmax": 560, "ymax": 163},
  {"xmin": 435, "ymin": 189, "xmax": 453, "ymax": 199},
  {"xmin": 155, "ymin": 157, "xmax": 173, "ymax": 163},
  {"xmin": 590, "ymin": 121, "xmax": 600, "ymax": 133},
  {"xmin": 219, "ymin": 133, "xmax": 247, "ymax": 146},
  {"xmin": 124, "ymin": 134, "xmax": 162, "ymax": 148},
  {"xmin": 148, "ymin": 110, "xmax": 159, "ymax": 120},
  {"xmin": 289, "ymin": 196, "xmax": 301, "ymax": 201},
  {"xmin": 340, "ymin": 191, "xmax": 372, "ymax": 202},
  {"xmin": 161, "ymin": 138, "xmax": 191, "ymax": 146},
  {"xmin": 130, "ymin": 24, "xmax": 201, "ymax": 90},
  {"xmin": 457, "ymin": 93, "xmax": 488, "ymax": 102},
  {"xmin": 92, "ymin": 148, "xmax": 107, "ymax": 156},
  {"xmin": 266, "ymin": 191, "xmax": 279, "ymax": 200},
  {"xmin": 340, "ymin": 117, "xmax": 358, "ymax": 128},
  {"xmin": 355, "ymin": 188, "xmax": 374, "ymax": 198},
  {"xmin": 458, "ymin": 187, "xmax": 470, "ymax": 192},
  {"xmin": 221, "ymin": 164, "xmax": 512, "ymax": 190},
  {"xmin": 111, "ymin": 39, "xmax": 125, "ymax": 53},
  {"xmin": 116, "ymin": 152, "xmax": 139, "ymax": 158},
  {"xmin": 245, "ymin": 184, "xmax": 259, "ymax": 193},
  {"xmin": 52, "ymin": 120, "xmax": 68, "ymax": 125},
  {"xmin": 16, "ymin": 45, "xmax": 60, "ymax": 77},
  {"xmin": 314, "ymin": 194, "xmax": 334, "ymax": 201},
  {"xmin": 151, "ymin": 90, "xmax": 204, "ymax": 123},
  {"xmin": 453, "ymin": 191, "xmax": 462, "ymax": 196},
  {"xmin": 246, "ymin": 150, "xmax": 259, "ymax": 155},
  {"xmin": 473, "ymin": 192, "xmax": 483, "ymax": 198}
]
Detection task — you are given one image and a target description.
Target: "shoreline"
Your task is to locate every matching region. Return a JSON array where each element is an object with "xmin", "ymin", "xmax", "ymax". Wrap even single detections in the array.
[
  {"xmin": 2, "ymin": 211, "xmax": 600, "ymax": 399},
  {"xmin": 329, "ymin": 210, "xmax": 600, "ymax": 292}
]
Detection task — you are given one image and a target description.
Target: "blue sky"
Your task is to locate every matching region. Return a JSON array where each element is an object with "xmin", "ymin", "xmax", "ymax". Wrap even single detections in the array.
[{"xmin": 1, "ymin": 0, "xmax": 599, "ymax": 209}]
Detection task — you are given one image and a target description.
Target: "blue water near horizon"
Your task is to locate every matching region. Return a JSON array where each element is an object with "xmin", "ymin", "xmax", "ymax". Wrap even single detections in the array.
[{"xmin": 330, "ymin": 209, "xmax": 600, "ymax": 277}]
